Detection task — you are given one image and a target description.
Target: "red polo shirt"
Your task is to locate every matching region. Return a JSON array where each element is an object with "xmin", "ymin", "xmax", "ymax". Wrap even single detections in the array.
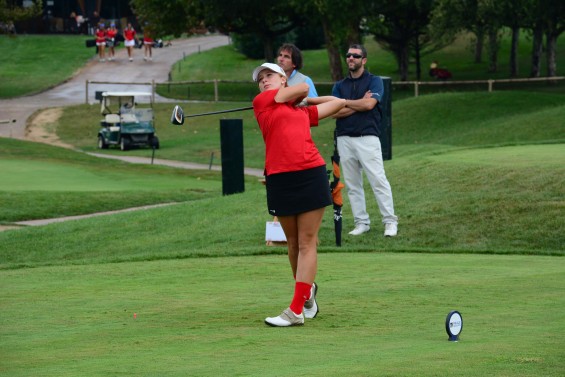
[{"xmin": 253, "ymin": 89, "xmax": 324, "ymax": 175}]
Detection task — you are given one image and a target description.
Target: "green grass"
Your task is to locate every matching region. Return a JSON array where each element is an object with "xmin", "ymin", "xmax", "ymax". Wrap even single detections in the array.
[
  {"xmin": 1, "ymin": 254, "xmax": 564, "ymax": 376},
  {"xmin": 0, "ymin": 35, "xmax": 97, "ymax": 98},
  {"xmin": 54, "ymin": 91, "xmax": 565, "ymax": 168},
  {"xmin": 1, "ymin": 90, "xmax": 563, "ymax": 254},
  {"xmin": 0, "ymin": 138, "xmax": 225, "ymax": 222}
]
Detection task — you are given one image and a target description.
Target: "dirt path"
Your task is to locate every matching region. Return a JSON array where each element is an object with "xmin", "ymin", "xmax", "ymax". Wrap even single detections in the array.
[{"xmin": 25, "ymin": 107, "xmax": 75, "ymax": 149}]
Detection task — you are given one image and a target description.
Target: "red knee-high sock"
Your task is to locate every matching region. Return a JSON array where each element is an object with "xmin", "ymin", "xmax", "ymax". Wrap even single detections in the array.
[{"xmin": 289, "ymin": 281, "xmax": 312, "ymax": 315}]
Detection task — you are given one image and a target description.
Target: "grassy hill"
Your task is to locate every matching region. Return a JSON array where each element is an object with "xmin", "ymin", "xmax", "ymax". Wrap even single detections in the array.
[{"xmin": 1, "ymin": 89, "xmax": 563, "ymax": 265}]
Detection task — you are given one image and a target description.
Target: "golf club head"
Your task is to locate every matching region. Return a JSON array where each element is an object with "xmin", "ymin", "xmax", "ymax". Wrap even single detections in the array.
[{"xmin": 170, "ymin": 105, "xmax": 185, "ymax": 125}]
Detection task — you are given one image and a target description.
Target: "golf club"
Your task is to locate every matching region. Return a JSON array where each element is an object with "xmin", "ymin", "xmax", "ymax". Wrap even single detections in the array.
[
  {"xmin": 0, "ymin": 119, "xmax": 16, "ymax": 124},
  {"xmin": 170, "ymin": 105, "xmax": 253, "ymax": 125}
]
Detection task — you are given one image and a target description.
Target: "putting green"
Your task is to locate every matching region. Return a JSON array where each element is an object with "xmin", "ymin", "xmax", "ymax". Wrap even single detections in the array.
[
  {"xmin": 0, "ymin": 159, "xmax": 217, "ymax": 191},
  {"xmin": 429, "ymin": 144, "xmax": 565, "ymax": 168}
]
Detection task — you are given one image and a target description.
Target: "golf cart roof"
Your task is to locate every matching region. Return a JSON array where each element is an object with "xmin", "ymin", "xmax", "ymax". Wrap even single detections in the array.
[{"xmin": 102, "ymin": 91, "xmax": 152, "ymax": 98}]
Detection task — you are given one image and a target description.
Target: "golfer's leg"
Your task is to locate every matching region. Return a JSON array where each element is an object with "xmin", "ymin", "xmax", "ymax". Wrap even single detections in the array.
[
  {"xmin": 278, "ymin": 211, "xmax": 321, "ymax": 317},
  {"xmin": 295, "ymin": 208, "xmax": 325, "ymax": 284},
  {"xmin": 338, "ymin": 137, "xmax": 369, "ymax": 226},
  {"xmin": 277, "ymin": 215, "xmax": 299, "ymax": 278},
  {"xmin": 359, "ymin": 136, "xmax": 397, "ymax": 224}
]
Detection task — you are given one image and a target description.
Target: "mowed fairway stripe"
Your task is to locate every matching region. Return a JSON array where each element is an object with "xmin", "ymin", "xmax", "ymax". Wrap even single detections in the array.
[
  {"xmin": 0, "ymin": 159, "xmax": 218, "ymax": 191},
  {"xmin": 429, "ymin": 144, "xmax": 565, "ymax": 168}
]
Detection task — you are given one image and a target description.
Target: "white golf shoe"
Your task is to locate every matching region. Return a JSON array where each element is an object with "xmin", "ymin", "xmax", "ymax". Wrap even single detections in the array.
[
  {"xmin": 303, "ymin": 283, "xmax": 319, "ymax": 319},
  {"xmin": 349, "ymin": 224, "xmax": 370, "ymax": 236},
  {"xmin": 384, "ymin": 223, "xmax": 398, "ymax": 237},
  {"xmin": 265, "ymin": 308, "xmax": 304, "ymax": 327}
]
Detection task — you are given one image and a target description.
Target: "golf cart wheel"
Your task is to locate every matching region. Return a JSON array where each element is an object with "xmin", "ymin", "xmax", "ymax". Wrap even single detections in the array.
[
  {"xmin": 98, "ymin": 135, "xmax": 108, "ymax": 149},
  {"xmin": 150, "ymin": 136, "xmax": 160, "ymax": 149},
  {"xmin": 120, "ymin": 137, "xmax": 131, "ymax": 151}
]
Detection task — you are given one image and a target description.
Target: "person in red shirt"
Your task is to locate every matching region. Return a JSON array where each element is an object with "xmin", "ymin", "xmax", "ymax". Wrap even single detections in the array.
[
  {"xmin": 252, "ymin": 63, "xmax": 347, "ymax": 327},
  {"xmin": 94, "ymin": 23, "xmax": 106, "ymax": 62},
  {"xmin": 105, "ymin": 22, "xmax": 118, "ymax": 61},
  {"xmin": 123, "ymin": 23, "xmax": 136, "ymax": 62},
  {"xmin": 142, "ymin": 26, "xmax": 154, "ymax": 61}
]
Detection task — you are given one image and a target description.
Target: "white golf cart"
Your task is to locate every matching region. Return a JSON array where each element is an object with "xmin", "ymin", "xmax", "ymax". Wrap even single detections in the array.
[{"xmin": 97, "ymin": 91, "xmax": 159, "ymax": 151}]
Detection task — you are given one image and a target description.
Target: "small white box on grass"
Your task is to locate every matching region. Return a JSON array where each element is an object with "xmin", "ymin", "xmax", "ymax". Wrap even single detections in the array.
[{"xmin": 265, "ymin": 221, "xmax": 286, "ymax": 242}]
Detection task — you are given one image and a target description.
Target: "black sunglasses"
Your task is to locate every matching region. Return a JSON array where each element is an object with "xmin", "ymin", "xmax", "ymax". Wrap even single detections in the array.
[{"xmin": 346, "ymin": 53, "xmax": 364, "ymax": 59}]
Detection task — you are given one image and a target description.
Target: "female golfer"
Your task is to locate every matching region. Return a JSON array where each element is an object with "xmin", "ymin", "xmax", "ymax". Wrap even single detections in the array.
[
  {"xmin": 123, "ymin": 23, "xmax": 137, "ymax": 62},
  {"xmin": 94, "ymin": 23, "xmax": 106, "ymax": 62},
  {"xmin": 252, "ymin": 63, "xmax": 346, "ymax": 327},
  {"xmin": 143, "ymin": 26, "xmax": 154, "ymax": 61},
  {"xmin": 105, "ymin": 22, "xmax": 118, "ymax": 61}
]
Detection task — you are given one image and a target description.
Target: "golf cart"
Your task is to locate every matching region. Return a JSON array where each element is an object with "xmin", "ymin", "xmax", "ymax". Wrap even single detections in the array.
[{"xmin": 98, "ymin": 91, "xmax": 159, "ymax": 151}]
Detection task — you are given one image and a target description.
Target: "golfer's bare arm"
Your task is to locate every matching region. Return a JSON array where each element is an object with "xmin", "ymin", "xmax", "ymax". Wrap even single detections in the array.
[
  {"xmin": 306, "ymin": 96, "xmax": 347, "ymax": 120},
  {"xmin": 275, "ymin": 83, "xmax": 309, "ymax": 103}
]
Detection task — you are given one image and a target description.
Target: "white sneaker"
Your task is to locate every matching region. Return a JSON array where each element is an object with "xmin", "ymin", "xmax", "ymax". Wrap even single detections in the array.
[
  {"xmin": 129, "ymin": 58, "xmax": 133, "ymax": 62},
  {"xmin": 303, "ymin": 283, "xmax": 319, "ymax": 319},
  {"xmin": 384, "ymin": 223, "xmax": 398, "ymax": 237},
  {"xmin": 265, "ymin": 308, "xmax": 304, "ymax": 327},
  {"xmin": 349, "ymin": 224, "xmax": 370, "ymax": 236}
]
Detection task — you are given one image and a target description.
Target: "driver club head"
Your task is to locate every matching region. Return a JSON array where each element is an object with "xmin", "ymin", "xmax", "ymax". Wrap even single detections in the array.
[{"xmin": 170, "ymin": 105, "xmax": 185, "ymax": 125}]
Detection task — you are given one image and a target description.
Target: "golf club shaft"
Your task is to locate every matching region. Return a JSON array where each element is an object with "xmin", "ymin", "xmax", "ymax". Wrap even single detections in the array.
[{"xmin": 184, "ymin": 106, "xmax": 253, "ymax": 119}]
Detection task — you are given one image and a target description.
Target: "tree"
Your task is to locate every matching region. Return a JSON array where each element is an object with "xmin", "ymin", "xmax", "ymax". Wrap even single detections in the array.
[
  {"xmin": 431, "ymin": 0, "xmax": 487, "ymax": 63},
  {"xmin": 541, "ymin": 0, "xmax": 565, "ymax": 77},
  {"xmin": 130, "ymin": 0, "xmax": 192, "ymax": 38},
  {"xmin": 479, "ymin": 0, "xmax": 504, "ymax": 73},
  {"xmin": 189, "ymin": 0, "xmax": 305, "ymax": 62},
  {"xmin": 132, "ymin": 0, "xmax": 306, "ymax": 62},
  {"xmin": 526, "ymin": 0, "xmax": 565, "ymax": 77},
  {"xmin": 431, "ymin": 0, "xmax": 504, "ymax": 73},
  {"xmin": 366, "ymin": 0, "xmax": 439, "ymax": 81},
  {"xmin": 291, "ymin": 0, "xmax": 365, "ymax": 81},
  {"xmin": 499, "ymin": 0, "xmax": 531, "ymax": 77},
  {"xmin": 0, "ymin": 0, "xmax": 42, "ymax": 33}
]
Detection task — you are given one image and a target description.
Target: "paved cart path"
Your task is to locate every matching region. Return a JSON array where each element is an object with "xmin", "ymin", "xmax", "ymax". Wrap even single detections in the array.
[{"xmin": 0, "ymin": 34, "xmax": 230, "ymax": 139}]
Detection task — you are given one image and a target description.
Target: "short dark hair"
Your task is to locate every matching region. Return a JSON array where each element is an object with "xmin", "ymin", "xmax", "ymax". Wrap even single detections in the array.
[
  {"xmin": 278, "ymin": 43, "xmax": 303, "ymax": 71},
  {"xmin": 349, "ymin": 44, "xmax": 367, "ymax": 58}
]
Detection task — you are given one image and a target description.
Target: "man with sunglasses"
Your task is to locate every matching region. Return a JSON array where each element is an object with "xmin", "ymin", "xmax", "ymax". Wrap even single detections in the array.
[{"xmin": 331, "ymin": 44, "xmax": 398, "ymax": 237}]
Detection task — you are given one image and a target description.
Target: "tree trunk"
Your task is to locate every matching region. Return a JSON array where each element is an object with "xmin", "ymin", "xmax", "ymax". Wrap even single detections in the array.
[
  {"xmin": 345, "ymin": 19, "xmax": 361, "ymax": 47},
  {"xmin": 322, "ymin": 19, "xmax": 344, "ymax": 81},
  {"xmin": 530, "ymin": 25, "xmax": 543, "ymax": 77},
  {"xmin": 509, "ymin": 26, "xmax": 519, "ymax": 77},
  {"xmin": 398, "ymin": 46, "xmax": 409, "ymax": 81},
  {"xmin": 263, "ymin": 36, "xmax": 274, "ymax": 63},
  {"xmin": 474, "ymin": 28, "xmax": 485, "ymax": 63},
  {"xmin": 415, "ymin": 37, "xmax": 421, "ymax": 81},
  {"xmin": 546, "ymin": 32, "xmax": 557, "ymax": 77},
  {"xmin": 487, "ymin": 28, "xmax": 498, "ymax": 73}
]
